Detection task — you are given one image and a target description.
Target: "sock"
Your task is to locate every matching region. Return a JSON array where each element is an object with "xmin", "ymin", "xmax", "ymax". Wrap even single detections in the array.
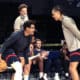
[
  {"xmin": 44, "ymin": 73, "xmax": 48, "ymax": 80},
  {"xmin": 24, "ymin": 75, "xmax": 29, "ymax": 80},
  {"xmin": 65, "ymin": 73, "xmax": 69, "ymax": 77},
  {"xmin": 55, "ymin": 73, "xmax": 59, "ymax": 76},
  {"xmin": 44, "ymin": 73, "xmax": 47, "ymax": 77},
  {"xmin": 39, "ymin": 72, "xmax": 43, "ymax": 78},
  {"xmin": 54, "ymin": 73, "xmax": 60, "ymax": 80}
]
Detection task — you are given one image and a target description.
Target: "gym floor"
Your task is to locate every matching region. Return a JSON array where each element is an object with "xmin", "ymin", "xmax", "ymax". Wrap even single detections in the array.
[{"xmin": 0, "ymin": 72, "xmax": 71, "ymax": 80}]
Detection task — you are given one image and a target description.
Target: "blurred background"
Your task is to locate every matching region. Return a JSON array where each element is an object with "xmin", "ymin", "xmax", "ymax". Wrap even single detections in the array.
[{"xmin": 0, "ymin": 0, "xmax": 80, "ymax": 44}]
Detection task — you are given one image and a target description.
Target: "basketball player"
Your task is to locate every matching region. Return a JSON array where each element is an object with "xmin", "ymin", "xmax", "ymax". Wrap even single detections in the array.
[
  {"xmin": 25, "ymin": 39, "xmax": 48, "ymax": 80},
  {"xmin": 0, "ymin": 20, "xmax": 35, "ymax": 80},
  {"xmin": 23, "ymin": 43, "xmax": 34, "ymax": 80},
  {"xmin": 34, "ymin": 39, "xmax": 47, "ymax": 80},
  {"xmin": 51, "ymin": 6, "xmax": 80, "ymax": 80}
]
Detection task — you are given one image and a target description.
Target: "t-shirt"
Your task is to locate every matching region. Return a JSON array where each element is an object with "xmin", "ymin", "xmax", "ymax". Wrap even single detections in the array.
[{"xmin": 0, "ymin": 30, "xmax": 32, "ymax": 54}]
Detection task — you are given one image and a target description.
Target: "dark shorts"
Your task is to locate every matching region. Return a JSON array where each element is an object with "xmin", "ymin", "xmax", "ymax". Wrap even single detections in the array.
[
  {"xmin": 18, "ymin": 52, "xmax": 28, "ymax": 64},
  {"xmin": 2, "ymin": 49, "xmax": 19, "ymax": 66},
  {"xmin": 70, "ymin": 49, "xmax": 80, "ymax": 62},
  {"xmin": 2, "ymin": 49, "xmax": 28, "ymax": 66}
]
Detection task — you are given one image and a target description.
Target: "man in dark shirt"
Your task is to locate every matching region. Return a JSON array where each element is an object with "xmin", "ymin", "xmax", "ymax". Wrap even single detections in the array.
[
  {"xmin": 34, "ymin": 39, "xmax": 47, "ymax": 80},
  {"xmin": 0, "ymin": 20, "xmax": 36, "ymax": 80}
]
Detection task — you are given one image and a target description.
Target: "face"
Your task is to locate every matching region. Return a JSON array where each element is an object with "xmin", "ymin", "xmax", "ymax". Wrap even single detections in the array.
[
  {"xmin": 26, "ymin": 24, "xmax": 36, "ymax": 35},
  {"xmin": 36, "ymin": 40, "xmax": 42, "ymax": 49},
  {"xmin": 52, "ymin": 10, "xmax": 61, "ymax": 21},
  {"xmin": 20, "ymin": 8, "xmax": 27, "ymax": 16}
]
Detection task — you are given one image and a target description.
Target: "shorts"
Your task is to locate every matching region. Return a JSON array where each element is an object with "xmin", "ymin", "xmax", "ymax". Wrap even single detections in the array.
[
  {"xmin": 70, "ymin": 49, "xmax": 80, "ymax": 62},
  {"xmin": 2, "ymin": 49, "xmax": 28, "ymax": 66},
  {"xmin": 2, "ymin": 49, "xmax": 19, "ymax": 66},
  {"xmin": 18, "ymin": 52, "xmax": 28, "ymax": 64}
]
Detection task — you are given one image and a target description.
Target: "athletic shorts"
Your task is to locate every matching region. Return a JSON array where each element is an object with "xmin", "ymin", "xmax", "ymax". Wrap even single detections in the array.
[
  {"xmin": 2, "ymin": 49, "xmax": 19, "ymax": 66},
  {"xmin": 18, "ymin": 52, "xmax": 28, "ymax": 64},
  {"xmin": 2, "ymin": 49, "xmax": 28, "ymax": 66},
  {"xmin": 70, "ymin": 49, "xmax": 80, "ymax": 62}
]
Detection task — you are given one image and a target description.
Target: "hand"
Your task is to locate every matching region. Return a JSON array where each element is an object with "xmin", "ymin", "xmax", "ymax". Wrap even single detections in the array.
[{"xmin": 41, "ymin": 51, "xmax": 49, "ymax": 58}]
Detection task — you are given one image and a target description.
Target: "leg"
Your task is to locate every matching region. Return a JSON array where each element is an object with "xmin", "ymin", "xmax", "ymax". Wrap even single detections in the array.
[
  {"xmin": 44, "ymin": 59, "xmax": 50, "ymax": 80},
  {"xmin": 19, "ymin": 57, "xmax": 25, "ymax": 67},
  {"xmin": 38, "ymin": 56, "xmax": 44, "ymax": 78},
  {"xmin": 11, "ymin": 61, "xmax": 23, "ymax": 80},
  {"xmin": 69, "ymin": 61, "xmax": 79, "ymax": 80},
  {"xmin": 11, "ymin": 57, "xmax": 25, "ymax": 80},
  {"xmin": 11, "ymin": 74, "xmax": 14, "ymax": 80},
  {"xmin": 23, "ymin": 60, "xmax": 32, "ymax": 80}
]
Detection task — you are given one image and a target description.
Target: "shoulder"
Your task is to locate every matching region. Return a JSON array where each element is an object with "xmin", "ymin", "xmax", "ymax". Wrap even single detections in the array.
[
  {"xmin": 62, "ymin": 15, "xmax": 76, "ymax": 25},
  {"xmin": 10, "ymin": 30, "xmax": 22, "ymax": 38},
  {"xmin": 63, "ymin": 15, "xmax": 75, "ymax": 23},
  {"xmin": 14, "ymin": 16, "xmax": 21, "ymax": 22}
]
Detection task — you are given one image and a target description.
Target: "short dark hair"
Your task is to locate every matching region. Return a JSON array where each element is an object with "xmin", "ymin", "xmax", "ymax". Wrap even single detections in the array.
[
  {"xmin": 35, "ymin": 39, "xmax": 43, "ymax": 45},
  {"xmin": 52, "ymin": 6, "xmax": 63, "ymax": 14},
  {"xmin": 23, "ymin": 20, "xmax": 35, "ymax": 30},
  {"xmin": 35, "ymin": 39, "xmax": 41, "ymax": 43},
  {"xmin": 18, "ymin": 3, "xmax": 28, "ymax": 11}
]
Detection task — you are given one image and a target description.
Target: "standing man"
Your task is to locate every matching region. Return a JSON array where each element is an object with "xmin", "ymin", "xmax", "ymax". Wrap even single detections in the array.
[
  {"xmin": 0, "ymin": 20, "xmax": 36, "ymax": 80},
  {"xmin": 14, "ymin": 3, "xmax": 29, "ymax": 32},
  {"xmin": 51, "ymin": 6, "xmax": 80, "ymax": 80}
]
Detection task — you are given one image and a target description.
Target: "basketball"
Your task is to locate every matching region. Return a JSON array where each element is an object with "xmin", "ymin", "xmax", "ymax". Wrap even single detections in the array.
[{"xmin": 0, "ymin": 60, "xmax": 7, "ymax": 72}]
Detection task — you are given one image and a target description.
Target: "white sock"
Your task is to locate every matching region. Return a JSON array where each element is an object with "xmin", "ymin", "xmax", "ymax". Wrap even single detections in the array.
[
  {"xmin": 24, "ymin": 75, "xmax": 29, "ymax": 80},
  {"xmin": 39, "ymin": 72, "xmax": 43, "ymax": 78},
  {"xmin": 11, "ymin": 61, "xmax": 23, "ymax": 80},
  {"xmin": 65, "ymin": 73, "xmax": 69, "ymax": 77},
  {"xmin": 44, "ymin": 73, "xmax": 47, "ymax": 77},
  {"xmin": 54, "ymin": 73, "xmax": 60, "ymax": 80},
  {"xmin": 44, "ymin": 73, "xmax": 48, "ymax": 80},
  {"xmin": 55, "ymin": 73, "xmax": 59, "ymax": 75}
]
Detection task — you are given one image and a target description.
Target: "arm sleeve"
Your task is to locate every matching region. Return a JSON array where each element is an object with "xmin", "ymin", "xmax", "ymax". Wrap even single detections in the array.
[
  {"xmin": 0, "ymin": 32, "xmax": 18, "ymax": 53},
  {"xmin": 14, "ymin": 18, "xmax": 21, "ymax": 32},
  {"xmin": 63, "ymin": 18, "xmax": 80, "ymax": 40}
]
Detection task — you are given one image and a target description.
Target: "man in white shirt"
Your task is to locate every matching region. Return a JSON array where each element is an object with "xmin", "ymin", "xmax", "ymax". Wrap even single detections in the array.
[
  {"xmin": 14, "ymin": 4, "xmax": 29, "ymax": 32},
  {"xmin": 51, "ymin": 6, "xmax": 80, "ymax": 80}
]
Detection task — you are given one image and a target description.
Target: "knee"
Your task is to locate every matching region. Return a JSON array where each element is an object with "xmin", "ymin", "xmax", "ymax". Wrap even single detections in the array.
[
  {"xmin": 24, "ymin": 65, "xmax": 30, "ymax": 73},
  {"xmin": 24, "ymin": 65, "xmax": 28, "ymax": 71},
  {"xmin": 69, "ymin": 65, "xmax": 77, "ymax": 74},
  {"xmin": 20, "ymin": 57, "xmax": 25, "ymax": 67},
  {"xmin": 24, "ymin": 66, "xmax": 30, "ymax": 75},
  {"xmin": 39, "ymin": 57, "xmax": 43, "ymax": 62}
]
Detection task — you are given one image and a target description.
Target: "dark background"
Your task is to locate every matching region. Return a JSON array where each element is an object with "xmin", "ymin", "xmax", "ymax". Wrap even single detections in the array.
[{"xmin": 0, "ymin": 0, "xmax": 80, "ymax": 44}]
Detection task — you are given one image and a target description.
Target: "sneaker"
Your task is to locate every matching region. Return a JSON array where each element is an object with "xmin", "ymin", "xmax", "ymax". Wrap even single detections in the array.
[{"xmin": 43, "ymin": 75, "xmax": 48, "ymax": 80}]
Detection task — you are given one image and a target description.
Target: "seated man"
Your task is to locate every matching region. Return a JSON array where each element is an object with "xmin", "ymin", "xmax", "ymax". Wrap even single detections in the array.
[
  {"xmin": 34, "ymin": 39, "xmax": 46, "ymax": 80},
  {"xmin": 25, "ymin": 39, "xmax": 48, "ymax": 80},
  {"xmin": 0, "ymin": 20, "xmax": 36, "ymax": 80}
]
